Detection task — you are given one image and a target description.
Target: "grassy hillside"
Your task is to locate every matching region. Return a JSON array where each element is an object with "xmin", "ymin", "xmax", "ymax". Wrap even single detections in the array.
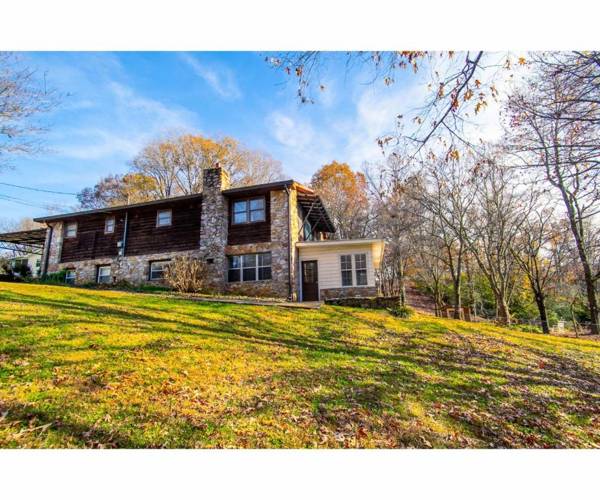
[{"xmin": 0, "ymin": 282, "xmax": 598, "ymax": 448}]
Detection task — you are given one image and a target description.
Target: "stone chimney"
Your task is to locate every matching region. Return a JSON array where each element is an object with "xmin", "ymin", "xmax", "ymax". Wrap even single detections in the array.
[{"xmin": 199, "ymin": 163, "xmax": 230, "ymax": 290}]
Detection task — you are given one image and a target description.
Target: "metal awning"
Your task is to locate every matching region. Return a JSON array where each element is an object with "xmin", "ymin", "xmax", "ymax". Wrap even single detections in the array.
[
  {"xmin": 297, "ymin": 192, "xmax": 336, "ymax": 234},
  {"xmin": 0, "ymin": 228, "xmax": 47, "ymax": 255}
]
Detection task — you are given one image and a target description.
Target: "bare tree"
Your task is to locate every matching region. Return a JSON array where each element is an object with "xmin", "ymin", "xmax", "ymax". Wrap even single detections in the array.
[
  {"xmin": 0, "ymin": 52, "xmax": 58, "ymax": 170},
  {"xmin": 506, "ymin": 53, "xmax": 600, "ymax": 334},
  {"xmin": 465, "ymin": 157, "xmax": 533, "ymax": 325},
  {"xmin": 414, "ymin": 156, "xmax": 477, "ymax": 318}
]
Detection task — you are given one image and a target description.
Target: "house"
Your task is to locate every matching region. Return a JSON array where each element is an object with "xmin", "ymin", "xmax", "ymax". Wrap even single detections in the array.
[
  {"xmin": 8, "ymin": 253, "xmax": 42, "ymax": 278},
  {"xmin": 26, "ymin": 166, "xmax": 383, "ymax": 301}
]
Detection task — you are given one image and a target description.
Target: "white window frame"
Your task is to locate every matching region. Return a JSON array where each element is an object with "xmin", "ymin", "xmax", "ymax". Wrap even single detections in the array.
[
  {"xmin": 65, "ymin": 269, "xmax": 76, "ymax": 284},
  {"xmin": 97, "ymin": 265, "xmax": 111, "ymax": 284},
  {"xmin": 354, "ymin": 253, "xmax": 368, "ymax": 286},
  {"xmin": 227, "ymin": 252, "xmax": 272, "ymax": 282},
  {"xmin": 340, "ymin": 254, "xmax": 353, "ymax": 287},
  {"xmin": 64, "ymin": 222, "xmax": 77, "ymax": 238},
  {"xmin": 149, "ymin": 260, "xmax": 170, "ymax": 281},
  {"xmin": 232, "ymin": 197, "xmax": 266, "ymax": 225},
  {"xmin": 156, "ymin": 209, "xmax": 172, "ymax": 227},
  {"xmin": 104, "ymin": 216, "xmax": 116, "ymax": 234}
]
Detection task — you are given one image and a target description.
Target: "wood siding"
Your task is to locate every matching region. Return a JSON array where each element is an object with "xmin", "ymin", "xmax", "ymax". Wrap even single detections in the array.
[
  {"xmin": 227, "ymin": 190, "xmax": 272, "ymax": 245},
  {"xmin": 60, "ymin": 213, "xmax": 124, "ymax": 262},
  {"xmin": 60, "ymin": 199, "xmax": 201, "ymax": 263},
  {"xmin": 123, "ymin": 199, "xmax": 202, "ymax": 256}
]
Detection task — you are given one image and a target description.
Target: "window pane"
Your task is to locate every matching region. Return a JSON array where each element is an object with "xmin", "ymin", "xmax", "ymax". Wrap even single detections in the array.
[
  {"xmin": 250, "ymin": 209, "xmax": 265, "ymax": 222},
  {"xmin": 250, "ymin": 198, "xmax": 264, "ymax": 210},
  {"xmin": 228, "ymin": 255, "xmax": 241, "ymax": 269},
  {"xmin": 233, "ymin": 211, "xmax": 247, "ymax": 224},
  {"xmin": 66, "ymin": 223, "xmax": 77, "ymax": 237},
  {"xmin": 105, "ymin": 218, "xmax": 115, "ymax": 233},
  {"xmin": 228, "ymin": 269, "xmax": 241, "ymax": 282},
  {"xmin": 242, "ymin": 254, "xmax": 256, "ymax": 268},
  {"xmin": 242, "ymin": 267, "xmax": 256, "ymax": 281},
  {"xmin": 233, "ymin": 200, "xmax": 247, "ymax": 213},
  {"xmin": 258, "ymin": 252, "xmax": 271, "ymax": 266},
  {"xmin": 342, "ymin": 270, "xmax": 353, "ymax": 287},
  {"xmin": 355, "ymin": 254, "xmax": 367, "ymax": 270},
  {"xmin": 65, "ymin": 270, "xmax": 75, "ymax": 284},
  {"xmin": 341, "ymin": 255, "xmax": 352, "ymax": 271},
  {"xmin": 98, "ymin": 266, "xmax": 111, "ymax": 283},
  {"xmin": 157, "ymin": 210, "xmax": 171, "ymax": 226},
  {"xmin": 258, "ymin": 267, "xmax": 272, "ymax": 280},
  {"xmin": 356, "ymin": 269, "xmax": 368, "ymax": 286}
]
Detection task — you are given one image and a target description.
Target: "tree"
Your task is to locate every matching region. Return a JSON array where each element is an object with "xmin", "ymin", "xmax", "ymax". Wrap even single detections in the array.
[
  {"xmin": 77, "ymin": 173, "xmax": 158, "ymax": 209},
  {"xmin": 267, "ymin": 51, "xmax": 523, "ymax": 158},
  {"xmin": 0, "ymin": 52, "xmax": 58, "ymax": 170},
  {"xmin": 310, "ymin": 161, "xmax": 372, "ymax": 239},
  {"xmin": 415, "ymin": 155, "xmax": 477, "ymax": 318},
  {"xmin": 464, "ymin": 156, "xmax": 533, "ymax": 325},
  {"xmin": 512, "ymin": 207, "xmax": 569, "ymax": 333},
  {"xmin": 79, "ymin": 134, "xmax": 285, "ymax": 208},
  {"xmin": 506, "ymin": 53, "xmax": 600, "ymax": 334}
]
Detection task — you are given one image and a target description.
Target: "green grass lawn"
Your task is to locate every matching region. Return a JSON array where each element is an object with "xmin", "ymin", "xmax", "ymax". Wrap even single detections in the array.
[{"xmin": 1, "ymin": 282, "xmax": 599, "ymax": 448}]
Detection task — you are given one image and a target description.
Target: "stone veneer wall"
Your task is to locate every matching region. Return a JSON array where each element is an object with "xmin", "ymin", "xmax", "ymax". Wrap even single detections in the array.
[
  {"xmin": 199, "ymin": 166, "xmax": 230, "ymax": 291},
  {"xmin": 320, "ymin": 286, "xmax": 378, "ymax": 300},
  {"xmin": 223, "ymin": 189, "xmax": 292, "ymax": 299},
  {"xmin": 48, "ymin": 248, "xmax": 201, "ymax": 285}
]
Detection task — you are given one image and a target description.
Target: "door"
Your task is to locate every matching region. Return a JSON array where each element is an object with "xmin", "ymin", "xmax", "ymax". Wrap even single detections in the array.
[{"xmin": 301, "ymin": 260, "xmax": 319, "ymax": 301}]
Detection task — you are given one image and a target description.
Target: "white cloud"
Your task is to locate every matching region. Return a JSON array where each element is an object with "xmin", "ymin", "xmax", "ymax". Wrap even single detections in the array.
[
  {"xmin": 266, "ymin": 111, "xmax": 315, "ymax": 149},
  {"xmin": 179, "ymin": 53, "xmax": 241, "ymax": 100},
  {"xmin": 55, "ymin": 82, "xmax": 199, "ymax": 161}
]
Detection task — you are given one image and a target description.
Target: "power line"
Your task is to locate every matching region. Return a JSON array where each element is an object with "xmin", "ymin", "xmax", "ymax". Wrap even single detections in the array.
[
  {"xmin": 0, "ymin": 193, "xmax": 72, "ymax": 211},
  {"xmin": 0, "ymin": 182, "xmax": 77, "ymax": 196}
]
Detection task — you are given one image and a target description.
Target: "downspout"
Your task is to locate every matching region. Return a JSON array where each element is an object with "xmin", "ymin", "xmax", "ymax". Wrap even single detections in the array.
[
  {"xmin": 41, "ymin": 223, "xmax": 53, "ymax": 278},
  {"xmin": 121, "ymin": 211, "xmax": 129, "ymax": 256},
  {"xmin": 284, "ymin": 185, "xmax": 293, "ymax": 301}
]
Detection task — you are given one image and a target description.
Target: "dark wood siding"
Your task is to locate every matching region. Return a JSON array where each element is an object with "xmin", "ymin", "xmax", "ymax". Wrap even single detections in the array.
[
  {"xmin": 124, "ymin": 199, "xmax": 202, "ymax": 256},
  {"xmin": 59, "ymin": 199, "xmax": 201, "ymax": 262},
  {"xmin": 227, "ymin": 190, "xmax": 271, "ymax": 245},
  {"xmin": 60, "ymin": 213, "xmax": 124, "ymax": 262}
]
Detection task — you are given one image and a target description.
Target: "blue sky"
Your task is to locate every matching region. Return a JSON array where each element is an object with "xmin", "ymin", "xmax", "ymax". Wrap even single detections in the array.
[{"xmin": 0, "ymin": 51, "xmax": 449, "ymax": 222}]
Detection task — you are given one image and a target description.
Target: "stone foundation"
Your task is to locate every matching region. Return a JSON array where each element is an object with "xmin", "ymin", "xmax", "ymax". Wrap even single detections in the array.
[
  {"xmin": 48, "ymin": 249, "xmax": 200, "ymax": 285},
  {"xmin": 320, "ymin": 286, "xmax": 378, "ymax": 300}
]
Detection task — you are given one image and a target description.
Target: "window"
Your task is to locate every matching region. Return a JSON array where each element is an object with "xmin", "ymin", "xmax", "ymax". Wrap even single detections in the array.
[
  {"xmin": 156, "ymin": 209, "xmax": 172, "ymax": 227},
  {"xmin": 341, "ymin": 255, "xmax": 353, "ymax": 287},
  {"xmin": 65, "ymin": 222, "xmax": 77, "ymax": 238},
  {"xmin": 232, "ymin": 197, "xmax": 265, "ymax": 224},
  {"xmin": 97, "ymin": 265, "xmax": 111, "ymax": 284},
  {"xmin": 354, "ymin": 253, "xmax": 368, "ymax": 286},
  {"xmin": 341, "ymin": 254, "xmax": 368, "ymax": 287},
  {"xmin": 228, "ymin": 252, "xmax": 271, "ymax": 282},
  {"xmin": 149, "ymin": 260, "xmax": 170, "ymax": 281},
  {"xmin": 65, "ymin": 269, "xmax": 76, "ymax": 285},
  {"xmin": 104, "ymin": 216, "xmax": 115, "ymax": 234},
  {"xmin": 303, "ymin": 220, "xmax": 313, "ymax": 241}
]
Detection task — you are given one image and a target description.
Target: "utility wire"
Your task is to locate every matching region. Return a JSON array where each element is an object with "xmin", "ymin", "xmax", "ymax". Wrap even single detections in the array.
[{"xmin": 0, "ymin": 182, "xmax": 77, "ymax": 196}]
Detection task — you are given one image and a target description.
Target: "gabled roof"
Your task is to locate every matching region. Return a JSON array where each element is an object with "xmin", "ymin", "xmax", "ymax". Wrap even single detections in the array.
[
  {"xmin": 33, "ymin": 192, "xmax": 204, "ymax": 223},
  {"xmin": 32, "ymin": 179, "xmax": 335, "ymax": 233}
]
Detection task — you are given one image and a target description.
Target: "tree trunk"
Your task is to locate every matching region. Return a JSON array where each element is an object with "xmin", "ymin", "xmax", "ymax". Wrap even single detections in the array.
[
  {"xmin": 496, "ymin": 296, "xmax": 511, "ymax": 325},
  {"xmin": 534, "ymin": 292, "xmax": 550, "ymax": 334}
]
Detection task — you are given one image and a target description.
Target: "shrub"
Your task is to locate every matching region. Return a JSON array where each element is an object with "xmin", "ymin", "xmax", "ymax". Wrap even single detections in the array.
[
  {"xmin": 38, "ymin": 269, "xmax": 68, "ymax": 284},
  {"xmin": 164, "ymin": 256, "xmax": 208, "ymax": 293},
  {"xmin": 388, "ymin": 305, "xmax": 414, "ymax": 318}
]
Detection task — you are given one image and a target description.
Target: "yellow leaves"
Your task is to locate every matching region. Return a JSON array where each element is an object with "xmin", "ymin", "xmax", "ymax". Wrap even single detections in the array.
[
  {"xmin": 463, "ymin": 88, "xmax": 473, "ymax": 101},
  {"xmin": 475, "ymin": 100, "xmax": 488, "ymax": 114},
  {"xmin": 518, "ymin": 56, "xmax": 527, "ymax": 66},
  {"xmin": 448, "ymin": 149, "xmax": 460, "ymax": 162}
]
